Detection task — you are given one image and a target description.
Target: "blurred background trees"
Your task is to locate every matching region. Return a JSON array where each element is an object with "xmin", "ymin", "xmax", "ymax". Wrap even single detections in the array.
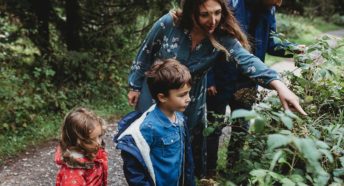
[{"xmin": 0, "ymin": 0, "xmax": 173, "ymax": 132}]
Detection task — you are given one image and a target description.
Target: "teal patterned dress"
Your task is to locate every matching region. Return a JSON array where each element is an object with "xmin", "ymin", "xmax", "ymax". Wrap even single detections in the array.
[{"xmin": 128, "ymin": 13, "xmax": 279, "ymax": 130}]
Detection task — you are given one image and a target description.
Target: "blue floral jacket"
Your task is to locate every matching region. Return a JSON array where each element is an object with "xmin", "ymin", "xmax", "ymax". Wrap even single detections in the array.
[{"xmin": 128, "ymin": 13, "xmax": 280, "ymax": 129}]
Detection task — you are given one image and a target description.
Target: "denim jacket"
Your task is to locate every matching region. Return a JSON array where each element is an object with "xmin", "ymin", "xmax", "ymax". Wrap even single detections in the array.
[{"xmin": 114, "ymin": 105, "xmax": 195, "ymax": 186}]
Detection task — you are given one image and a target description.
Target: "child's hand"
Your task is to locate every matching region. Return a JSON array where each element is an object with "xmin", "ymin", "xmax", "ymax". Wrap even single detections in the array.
[
  {"xmin": 207, "ymin": 86, "xmax": 218, "ymax": 96},
  {"xmin": 128, "ymin": 90, "xmax": 140, "ymax": 106}
]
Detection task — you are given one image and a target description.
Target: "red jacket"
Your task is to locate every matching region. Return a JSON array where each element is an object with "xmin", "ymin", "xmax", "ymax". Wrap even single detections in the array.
[{"xmin": 55, "ymin": 146, "xmax": 108, "ymax": 186}]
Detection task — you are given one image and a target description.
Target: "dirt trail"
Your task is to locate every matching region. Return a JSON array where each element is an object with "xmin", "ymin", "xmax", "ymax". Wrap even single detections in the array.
[{"xmin": 0, "ymin": 123, "xmax": 128, "ymax": 186}]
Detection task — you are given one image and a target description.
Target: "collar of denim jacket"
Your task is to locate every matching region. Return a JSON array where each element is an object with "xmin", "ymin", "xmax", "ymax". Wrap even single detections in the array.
[{"xmin": 153, "ymin": 106, "xmax": 181, "ymax": 128}]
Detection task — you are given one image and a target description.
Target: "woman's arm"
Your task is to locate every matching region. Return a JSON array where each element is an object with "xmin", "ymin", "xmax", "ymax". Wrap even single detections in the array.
[
  {"xmin": 128, "ymin": 15, "xmax": 170, "ymax": 90},
  {"xmin": 222, "ymin": 37, "xmax": 306, "ymax": 115},
  {"xmin": 127, "ymin": 14, "xmax": 172, "ymax": 106},
  {"xmin": 267, "ymin": 7, "xmax": 305, "ymax": 56}
]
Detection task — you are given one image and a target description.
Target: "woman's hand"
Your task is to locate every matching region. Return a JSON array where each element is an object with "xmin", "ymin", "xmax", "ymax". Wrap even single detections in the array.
[
  {"xmin": 269, "ymin": 80, "xmax": 307, "ymax": 116},
  {"xmin": 207, "ymin": 86, "xmax": 218, "ymax": 96},
  {"xmin": 128, "ymin": 90, "xmax": 140, "ymax": 106},
  {"xmin": 169, "ymin": 9, "xmax": 182, "ymax": 24}
]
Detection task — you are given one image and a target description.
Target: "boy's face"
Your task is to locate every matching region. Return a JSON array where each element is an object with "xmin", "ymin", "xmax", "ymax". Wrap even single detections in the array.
[{"xmin": 158, "ymin": 84, "xmax": 191, "ymax": 112}]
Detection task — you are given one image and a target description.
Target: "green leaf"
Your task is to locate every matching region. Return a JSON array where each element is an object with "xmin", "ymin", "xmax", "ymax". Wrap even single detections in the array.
[
  {"xmin": 249, "ymin": 117, "xmax": 266, "ymax": 133},
  {"xmin": 267, "ymin": 134, "xmax": 292, "ymax": 151},
  {"xmin": 250, "ymin": 169, "xmax": 267, "ymax": 178},
  {"xmin": 268, "ymin": 171, "xmax": 284, "ymax": 180},
  {"xmin": 280, "ymin": 130, "xmax": 292, "ymax": 135},
  {"xmin": 293, "ymin": 138, "xmax": 321, "ymax": 162},
  {"xmin": 270, "ymin": 150, "xmax": 283, "ymax": 171},
  {"xmin": 203, "ymin": 127, "xmax": 215, "ymax": 137},
  {"xmin": 315, "ymin": 141, "xmax": 329, "ymax": 149},
  {"xmin": 296, "ymin": 183, "xmax": 308, "ymax": 186},
  {"xmin": 339, "ymin": 157, "xmax": 344, "ymax": 167},
  {"xmin": 333, "ymin": 168, "xmax": 344, "ymax": 177},
  {"xmin": 281, "ymin": 178, "xmax": 295, "ymax": 186},
  {"xmin": 314, "ymin": 174, "xmax": 330, "ymax": 186},
  {"xmin": 285, "ymin": 110, "xmax": 301, "ymax": 120},
  {"xmin": 290, "ymin": 174, "xmax": 305, "ymax": 183},
  {"xmin": 231, "ymin": 109, "xmax": 257, "ymax": 119},
  {"xmin": 280, "ymin": 115, "xmax": 293, "ymax": 129},
  {"xmin": 318, "ymin": 149, "xmax": 333, "ymax": 163}
]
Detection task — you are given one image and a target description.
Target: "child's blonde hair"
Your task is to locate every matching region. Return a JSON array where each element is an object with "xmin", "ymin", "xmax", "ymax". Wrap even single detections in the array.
[{"xmin": 60, "ymin": 107, "xmax": 106, "ymax": 163}]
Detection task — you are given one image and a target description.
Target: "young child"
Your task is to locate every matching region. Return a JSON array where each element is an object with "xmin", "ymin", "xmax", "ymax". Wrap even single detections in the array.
[
  {"xmin": 55, "ymin": 107, "xmax": 108, "ymax": 186},
  {"xmin": 115, "ymin": 59, "xmax": 195, "ymax": 186}
]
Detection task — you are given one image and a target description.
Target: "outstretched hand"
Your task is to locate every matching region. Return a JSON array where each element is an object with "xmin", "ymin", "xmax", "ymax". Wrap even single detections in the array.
[{"xmin": 270, "ymin": 80, "xmax": 307, "ymax": 116}]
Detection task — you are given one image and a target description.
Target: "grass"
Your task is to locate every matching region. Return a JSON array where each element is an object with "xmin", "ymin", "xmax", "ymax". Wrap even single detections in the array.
[
  {"xmin": 265, "ymin": 13, "xmax": 343, "ymax": 66},
  {"xmin": 0, "ymin": 100, "xmax": 131, "ymax": 165},
  {"xmin": 0, "ymin": 114, "xmax": 61, "ymax": 165}
]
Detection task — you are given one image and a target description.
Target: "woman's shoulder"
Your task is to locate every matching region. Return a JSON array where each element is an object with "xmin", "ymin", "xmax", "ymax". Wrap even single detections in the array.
[
  {"xmin": 154, "ymin": 12, "xmax": 175, "ymax": 29},
  {"xmin": 216, "ymin": 33, "xmax": 241, "ymax": 48},
  {"xmin": 216, "ymin": 32, "xmax": 237, "ymax": 43}
]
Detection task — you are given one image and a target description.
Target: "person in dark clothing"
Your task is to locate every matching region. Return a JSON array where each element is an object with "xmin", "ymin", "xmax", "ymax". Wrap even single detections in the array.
[{"xmin": 205, "ymin": 0, "xmax": 305, "ymax": 177}]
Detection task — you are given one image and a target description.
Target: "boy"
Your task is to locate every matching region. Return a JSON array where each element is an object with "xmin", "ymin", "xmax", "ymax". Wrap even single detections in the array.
[{"xmin": 115, "ymin": 59, "xmax": 195, "ymax": 186}]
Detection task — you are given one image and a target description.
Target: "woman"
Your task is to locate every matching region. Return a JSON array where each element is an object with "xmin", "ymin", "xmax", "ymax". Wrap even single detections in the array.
[{"xmin": 127, "ymin": 0, "xmax": 306, "ymax": 177}]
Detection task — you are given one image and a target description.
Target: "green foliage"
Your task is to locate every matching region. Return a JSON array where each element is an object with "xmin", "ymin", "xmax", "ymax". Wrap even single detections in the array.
[
  {"xmin": 0, "ymin": 1, "xmax": 174, "ymax": 164},
  {"xmin": 215, "ymin": 36, "xmax": 344, "ymax": 185},
  {"xmin": 265, "ymin": 13, "xmax": 340, "ymax": 66},
  {"xmin": 280, "ymin": 0, "xmax": 344, "ymax": 21}
]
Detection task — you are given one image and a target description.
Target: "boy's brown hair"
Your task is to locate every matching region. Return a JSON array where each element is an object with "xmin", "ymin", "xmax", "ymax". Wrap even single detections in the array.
[
  {"xmin": 145, "ymin": 59, "xmax": 191, "ymax": 102},
  {"xmin": 60, "ymin": 107, "xmax": 106, "ymax": 162}
]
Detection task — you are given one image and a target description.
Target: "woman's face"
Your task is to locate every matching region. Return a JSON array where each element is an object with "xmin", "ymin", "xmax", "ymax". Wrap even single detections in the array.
[{"xmin": 196, "ymin": 0, "xmax": 222, "ymax": 34}]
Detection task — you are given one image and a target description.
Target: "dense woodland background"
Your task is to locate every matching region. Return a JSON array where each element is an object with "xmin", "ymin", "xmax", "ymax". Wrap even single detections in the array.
[{"xmin": 0, "ymin": 0, "xmax": 343, "ymax": 185}]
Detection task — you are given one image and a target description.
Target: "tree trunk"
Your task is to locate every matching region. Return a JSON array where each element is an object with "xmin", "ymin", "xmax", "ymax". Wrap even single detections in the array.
[
  {"xmin": 31, "ymin": 0, "xmax": 52, "ymax": 54},
  {"xmin": 65, "ymin": 0, "xmax": 82, "ymax": 51}
]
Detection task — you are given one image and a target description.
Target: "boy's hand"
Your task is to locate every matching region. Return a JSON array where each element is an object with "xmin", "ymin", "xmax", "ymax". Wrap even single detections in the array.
[
  {"xmin": 128, "ymin": 90, "xmax": 140, "ymax": 106},
  {"xmin": 207, "ymin": 86, "xmax": 218, "ymax": 96}
]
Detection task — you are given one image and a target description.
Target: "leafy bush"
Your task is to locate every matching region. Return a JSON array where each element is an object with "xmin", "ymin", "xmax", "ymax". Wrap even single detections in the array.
[{"xmin": 214, "ymin": 36, "xmax": 344, "ymax": 185}]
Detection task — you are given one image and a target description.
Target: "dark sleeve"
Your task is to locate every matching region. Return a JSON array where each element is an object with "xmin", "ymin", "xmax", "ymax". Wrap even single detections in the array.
[
  {"xmin": 121, "ymin": 151, "xmax": 152, "ymax": 186},
  {"xmin": 267, "ymin": 7, "xmax": 297, "ymax": 57},
  {"xmin": 207, "ymin": 69, "xmax": 215, "ymax": 88}
]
